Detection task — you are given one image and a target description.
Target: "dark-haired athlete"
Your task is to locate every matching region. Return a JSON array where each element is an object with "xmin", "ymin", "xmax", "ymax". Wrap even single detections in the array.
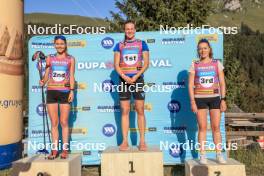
[
  {"xmin": 114, "ymin": 20, "xmax": 150, "ymax": 151},
  {"xmin": 188, "ymin": 39, "xmax": 227, "ymax": 164},
  {"xmin": 40, "ymin": 35, "xmax": 75, "ymax": 159}
]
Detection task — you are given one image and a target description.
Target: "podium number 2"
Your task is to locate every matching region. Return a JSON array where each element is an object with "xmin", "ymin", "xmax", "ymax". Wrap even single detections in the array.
[
  {"xmin": 129, "ymin": 161, "xmax": 135, "ymax": 173},
  {"xmin": 214, "ymin": 171, "xmax": 221, "ymax": 176}
]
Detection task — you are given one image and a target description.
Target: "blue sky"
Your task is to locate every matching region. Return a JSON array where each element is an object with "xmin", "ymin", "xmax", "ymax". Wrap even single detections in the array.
[{"xmin": 25, "ymin": 0, "xmax": 118, "ymax": 19}]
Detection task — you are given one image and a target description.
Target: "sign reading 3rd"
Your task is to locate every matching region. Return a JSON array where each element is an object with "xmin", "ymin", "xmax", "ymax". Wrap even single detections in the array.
[{"xmin": 198, "ymin": 71, "xmax": 216, "ymax": 88}]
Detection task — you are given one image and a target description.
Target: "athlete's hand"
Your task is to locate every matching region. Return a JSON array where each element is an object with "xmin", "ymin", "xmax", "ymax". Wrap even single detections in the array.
[
  {"xmin": 123, "ymin": 76, "xmax": 134, "ymax": 84},
  {"xmin": 220, "ymin": 100, "xmax": 227, "ymax": 112},
  {"xmin": 68, "ymin": 91, "xmax": 74, "ymax": 103},
  {"xmin": 191, "ymin": 101, "xmax": 198, "ymax": 113},
  {"xmin": 131, "ymin": 75, "xmax": 139, "ymax": 83},
  {"xmin": 39, "ymin": 80, "xmax": 45, "ymax": 86}
]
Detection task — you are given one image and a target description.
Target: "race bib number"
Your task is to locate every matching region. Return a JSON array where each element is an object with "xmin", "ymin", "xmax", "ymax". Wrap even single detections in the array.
[
  {"xmin": 52, "ymin": 70, "xmax": 66, "ymax": 82},
  {"xmin": 199, "ymin": 76, "xmax": 214, "ymax": 88},
  {"xmin": 123, "ymin": 53, "xmax": 138, "ymax": 65}
]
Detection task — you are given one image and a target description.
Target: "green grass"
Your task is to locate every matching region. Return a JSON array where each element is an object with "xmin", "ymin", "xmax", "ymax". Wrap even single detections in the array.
[
  {"xmin": 25, "ymin": 13, "xmax": 109, "ymax": 27},
  {"xmin": 207, "ymin": 1, "xmax": 264, "ymax": 32},
  {"xmin": 230, "ymin": 144, "xmax": 264, "ymax": 176}
]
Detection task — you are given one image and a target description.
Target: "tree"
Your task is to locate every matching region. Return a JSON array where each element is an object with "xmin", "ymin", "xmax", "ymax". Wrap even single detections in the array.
[{"xmin": 109, "ymin": 0, "xmax": 213, "ymax": 32}]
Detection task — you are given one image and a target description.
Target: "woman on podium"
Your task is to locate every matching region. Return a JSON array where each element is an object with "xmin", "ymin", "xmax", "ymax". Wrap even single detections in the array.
[
  {"xmin": 188, "ymin": 38, "xmax": 227, "ymax": 164},
  {"xmin": 113, "ymin": 20, "xmax": 150, "ymax": 151},
  {"xmin": 39, "ymin": 35, "xmax": 75, "ymax": 159}
]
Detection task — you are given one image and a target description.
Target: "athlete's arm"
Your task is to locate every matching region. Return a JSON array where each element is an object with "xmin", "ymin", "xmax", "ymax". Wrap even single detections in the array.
[
  {"xmin": 218, "ymin": 63, "xmax": 226, "ymax": 98},
  {"xmin": 70, "ymin": 57, "xmax": 75, "ymax": 90},
  {"xmin": 188, "ymin": 72, "xmax": 195, "ymax": 102},
  {"xmin": 218, "ymin": 61, "xmax": 227, "ymax": 112},
  {"xmin": 68, "ymin": 57, "xmax": 75, "ymax": 102},
  {"xmin": 133, "ymin": 51, "xmax": 149, "ymax": 80},
  {"xmin": 188, "ymin": 72, "xmax": 198, "ymax": 113}
]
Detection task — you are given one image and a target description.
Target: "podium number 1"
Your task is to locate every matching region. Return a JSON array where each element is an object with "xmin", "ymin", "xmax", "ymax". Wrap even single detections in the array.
[
  {"xmin": 214, "ymin": 171, "xmax": 221, "ymax": 176},
  {"xmin": 129, "ymin": 161, "xmax": 135, "ymax": 173}
]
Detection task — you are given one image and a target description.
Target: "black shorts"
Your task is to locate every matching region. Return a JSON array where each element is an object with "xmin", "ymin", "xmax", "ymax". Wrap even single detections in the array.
[
  {"xmin": 118, "ymin": 76, "xmax": 145, "ymax": 101},
  {"xmin": 195, "ymin": 96, "xmax": 220, "ymax": 110},
  {"xmin": 46, "ymin": 90, "xmax": 70, "ymax": 104}
]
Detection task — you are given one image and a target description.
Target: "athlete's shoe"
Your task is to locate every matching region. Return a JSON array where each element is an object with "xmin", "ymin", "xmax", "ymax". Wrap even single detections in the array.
[
  {"xmin": 216, "ymin": 153, "xmax": 227, "ymax": 164},
  {"xmin": 199, "ymin": 153, "xmax": 207, "ymax": 164},
  {"xmin": 119, "ymin": 142, "xmax": 129, "ymax": 151},
  {"xmin": 138, "ymin": 142, "xmax": 147, "ymax": 151},
  {"xmin": 60, "ymin": 150, "xmax": 69, "ymax": 159},
  {"xmin": 47, "ymin": 150, "xmax": 59, "ymax": 160}
]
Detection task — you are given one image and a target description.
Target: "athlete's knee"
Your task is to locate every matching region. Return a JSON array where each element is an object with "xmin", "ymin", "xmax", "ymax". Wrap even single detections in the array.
[
  {"xmin": 211, "ymin": 124, "xmax": 220, "ymax": 133},
  {"xmin": 122, "ymin": 108, "xmax": 130, "ymax": 116},
  {"xmin": 199, "ymin": 124, "xmax": 207, "ymax": 133},
  {"xmin": 135, "ymin": 106, "xmax": 144, "ymax": 116},
  {"xmin": 51, "ymin": 120, "xmax": 59, "ymax": 128},
  {"xmin": 60, "ymin": 119, "xmax": 69, "ymax": 128}
]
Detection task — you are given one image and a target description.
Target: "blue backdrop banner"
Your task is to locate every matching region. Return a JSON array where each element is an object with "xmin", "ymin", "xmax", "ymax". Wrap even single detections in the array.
[{"xmin": 28, "ymin": 30, "xmax": 226, "ymax": 165}]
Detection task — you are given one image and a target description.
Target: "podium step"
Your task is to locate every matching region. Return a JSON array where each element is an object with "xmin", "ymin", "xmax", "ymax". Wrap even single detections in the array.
[
  {"xmin": 101, "ymin": 146, "xmax": 164, "ymax": 176},
  {"xmin": 185, "ymin": 158, "xmax": 246, "ymax": 176},
  {"xmin": 11, "ymin": 154, "xmax": 81, "ymax": 176}
]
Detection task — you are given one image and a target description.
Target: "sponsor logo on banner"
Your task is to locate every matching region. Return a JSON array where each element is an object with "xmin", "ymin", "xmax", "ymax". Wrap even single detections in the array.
[
  {"xmin": 83, "ymin": 151, "xmax": 92, "ymax": 156},
  {"xmin": 31, "ymin": 40, "xmax": 86, "ymax": 49},
  {"xmin": 162, "ymin": 81, "xmax": 186, "ymax": 89},
  {"xmin": 71, "ymin": 106, "xmax": 91, "ymax": 112},
  {"xmin": 30, "ymin": 128, "xmax": 88, "ymax": 137},
  {"xmin": 102, "ymin": 124, "xmax": 116, "ymax": 137},
  {"xmin": 169, "ymin": 144, "xmax": 183, "ymax": 158},
  {"xmin": 101, "ymin": 37, "xmax": 114, "ymax": 49},
  {"xmin": 163, "ymin": 126, "xmax": 186, "ymax": 134},
  {"xmin": 130, "ymin": 127, "xmax": 157, "ymax": 132},
  {"xmin": 97, "ymin": 105, "xmax": 120, "ymax": 113},
  {"xmin": 161, "ymin": 37, "xmax": 185, "ymax": 45},
  {"xmin": 76, "ymin": 82, "xmax": 87, "ymax": 90},
  {"xmin": 97, "ymin": 104, "xmax": 152, "ymax": 113},
  {"xmin": 67, "ymin": 40, "xmax": 87, "ymax": 48},
  {"xmin": 30, "ymin": 130, "xmax": 50, "ymax": 138},
  {"xmin": 196, "ymin": 34, "xmax": 218, "ymax": 43},
  {"xmin": 131, "ymin": 103, "xmax": 152, "ymax": 111},
  {"xmin": 146, "ymin": 39, "xmax": 155, "ymax": 43},
  {"xmin": 31, "ymin": 42, "xmax": 53, "ymax": 49},
  {"xmin": 102, "ymin": 80, "xmax": 114, "ymax": 92},
  {"xmin": 167, "ymin": 100, "xmax": 181, "ymax": 113},
  {"xmin": 31, "ymin": 85, "xmax": 46, "ymax": 93},
  {"xmin": 69, "ymin": 128, "xmax": 88, "ymax": 134},
  {"xmin": 36, "ymin": 103, "xmax": 47, "ymax": 116}
]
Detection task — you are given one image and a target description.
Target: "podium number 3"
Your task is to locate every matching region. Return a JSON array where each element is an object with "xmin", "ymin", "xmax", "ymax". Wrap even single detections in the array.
[
  {"xmin": 129, "ymin": 161, "xmax": 135, "ymax": 173},
  {"xmin": 214, "ymin": 171, "xmax": 221, "ymax": 176}
]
